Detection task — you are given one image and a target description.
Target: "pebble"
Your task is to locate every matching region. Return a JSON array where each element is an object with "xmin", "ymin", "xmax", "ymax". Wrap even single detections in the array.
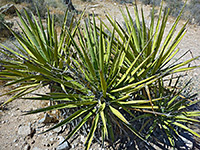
[
  {"xmin": 53, "ymin": 126, "xmax": 62, "ymax": 133},
  {"xmin": 23, "ymin": 143, "xmax": 31, "ymax": 150},
  {"xmin": 43, "ymin": 133, "xmax": 48, "ymax": 138},
  {"xmin": 36, "ymin": 128, "xmax": 40, "ymax": 132},
  {"xmin": 80, "ymin": 135, "xmax": 85, "ymax": 144},
  {"xmin": 2, "ymin": 120, "xmax": 8, "ymax": 124},
  {"xmin": 61, "ymin": 124, "xmax": 67, "ymax": 132},
  {"xmin": 56, "ymin": 136, "xmax": 70, "ymax": 150},
  {"xmin": 32, "ymin": 147, "xmax": 42, "ymax": 150},
  {"xmin": 49, "ymin": 132, "xmax": 53, "ymax": 136},
  {"xmin": 31, "ymin": 140, "xmax": 35, "ymax": 144},
  {"xmin": 13, "ymin": 138, "xmax": 18, "ymax": 143},
  {"xmin": 18, "ymin": 125, "xmax": 32, "ymax": 136},
  {"xmin": 71, "ymin": 145, "xmax": 75, "ymax": 149},
  {"xmin": 38, "ymin": 113, "xmax": 57, "ymax": 124},
  {"xmin": 179, "ymin": 135, "xmax": 193, "ymax": 149}
]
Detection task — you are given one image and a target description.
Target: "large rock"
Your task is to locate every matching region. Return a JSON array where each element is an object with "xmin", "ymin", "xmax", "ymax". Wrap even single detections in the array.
[{"xmin": 0, "ymin": 4, "xmax": 16, "ymax": 15}]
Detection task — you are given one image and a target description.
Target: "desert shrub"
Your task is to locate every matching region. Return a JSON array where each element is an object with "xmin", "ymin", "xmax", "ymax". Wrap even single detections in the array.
[
  {"xmin": 27, "ymin": 0, "xmax": 46, "ymax": 18},
  {"xmin": 54, "ymin": 11, "xmax": 74, "ymax": 26},
  {"xmin": 12, "ymin": 0, "xmax": 47, "ymax": 18},
  {"xmin": 113, "ymin": 0, "xmax": 134, "ymax": 4},
  {"xmin": 139, "ymin": 0, "xmax": 184, "ymax": 17},
  {"xmin": 11, "ymin": 0, "xmax": 33, "ymax": 4},
  {"xmin": 0, "ymin": 14, "xmax": 6, "ymax": 30},
  {"xmin": 164, "ymin": 0, "xmax": 184, "ymax": 17},
  {"xmin": 0, "ymin": 14, "xmax": 13, "ymax": 35},
  {"xmin": 186, "ymin": 0, "xmax": 200, "ymax": 25},
  {"xmin": 139, "ymin": 0, "xmax": 161, "ymax": 6},
  {"xmin": 45, "ymin": 0, "xmax": 66, "ymax": 9},
  {"xmin": 80, "ymin": 0, "xmax": 92, "ymax": 2},
  {"xmin": 54, "ymin": 13, "xmax": 65, "ymax": 26},
  {"xmin": 129, "ymin": 0, "xmax": 200, "ymax": 25},
  {"xmin": 0, "ymin": 2, "xmax": 200, "ymax": 150}
]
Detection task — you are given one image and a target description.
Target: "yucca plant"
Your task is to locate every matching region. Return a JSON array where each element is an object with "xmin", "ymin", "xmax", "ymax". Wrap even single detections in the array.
[
  {"xmin": 0, "ymin": 7, "xmax": 84, "ymax": 104},
  {"xmin": 0, "ymin": 1, "xmax": 200, "ymax": 150},
  {"xmin": 101, "ymin": 1, "xmax": 200, "ymax": 147}
]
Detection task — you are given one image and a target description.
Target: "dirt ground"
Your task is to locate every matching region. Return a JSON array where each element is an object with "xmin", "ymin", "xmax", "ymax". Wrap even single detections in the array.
[{"xmin": 0, "ymin": 0, "xmax": 200, "ymax": 150}]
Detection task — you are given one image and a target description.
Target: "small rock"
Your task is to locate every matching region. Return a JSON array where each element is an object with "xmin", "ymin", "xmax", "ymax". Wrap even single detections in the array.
[
  {"xmin": 179, "ymin": 134, "xmax": 193, "ymax": 149},
  {"xmin": 80, "ymin": 135, "xmax": 85, "ymax": 144},
  {"xmin": 15, "ymin": 107, "xmax": 20, "ymax": 110},
  {"xmin": 32, "ymin": 147, "xmax": 42, "ymax": 150},
  {"xmin": 49, "ymin": 137, "xmax": 56, "ymax": 147},
  {"xmin": 2, "ymin": 120, "xmax": 9, "ymax": 124},
  {"xmin": 28, "ymin": 122, "xmax": 32, "ymax": 127},
  {"xmin": 23, "ymin": 143, "xmax": 31, "ymax": 150},
  {"xmin": 53, "ymin": 126, "xmax": 62, "ymax": 133},
  {"xmin": 71, "ymin": 145, "xmax": 75, "ymax": 149},
  {"xmin": 38, "ymin": 113, "xmax": 57, "ymax": 124},
  {"xmin": 31, "ymin": 140, "xmax": 35, "ymax": 144},
  {"xmin": 56, "ymin": 136, "xmax": 70, "ymax": 150},
  {"xmin": 191, "ymin": 18, "xmax": 195, "ymax": 24},
  {"xmin": 18, "ymin": 125, "xmax": 32, "ymax": 137},
  {"xmin": 13, "ymin": 138, "xmax": 18, "ymax": 143},
  {"xmin": 61, "ymin": 125, "xmax": 67, "ymax": 132},
  {"xmin": 50, "ymin": 137, "xmax": 54, "ymax": 142},
  {"xmin": 88, "ymin": 4, "xmax": 100, "ymax": 9},
  {"xmin": 43, "ymin": 133, "xmax": 48, "ymax": 138},
  {"xmin": 36, "ymin": 127, "xmax": 41, "ymax": 132}
]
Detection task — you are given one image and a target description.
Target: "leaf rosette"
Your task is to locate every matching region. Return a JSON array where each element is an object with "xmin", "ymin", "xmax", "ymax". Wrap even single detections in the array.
[{"xmin": 0, "ymin": 1, "xmax": 200, "ymax": 149}]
